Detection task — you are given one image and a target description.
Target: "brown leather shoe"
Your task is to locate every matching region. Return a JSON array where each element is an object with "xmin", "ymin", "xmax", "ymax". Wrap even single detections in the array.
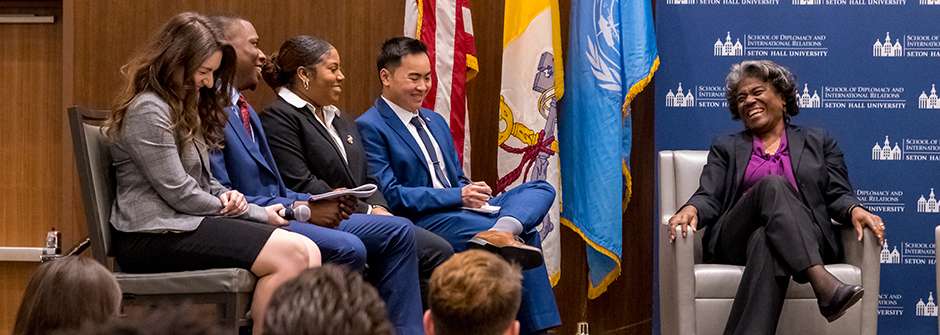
[{"xmin": 467, "ymin": 230, "xmax": 544, "ymax": 270}]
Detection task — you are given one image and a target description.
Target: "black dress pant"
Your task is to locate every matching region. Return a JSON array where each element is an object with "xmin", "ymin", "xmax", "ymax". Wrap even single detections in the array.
[
  {"xmin": 415, "ymin": 226, "xmax": 454, "ymax": 310},
  {"xmin": 715, "ymin": 176, "xmax": 833, "ymax": 335}
]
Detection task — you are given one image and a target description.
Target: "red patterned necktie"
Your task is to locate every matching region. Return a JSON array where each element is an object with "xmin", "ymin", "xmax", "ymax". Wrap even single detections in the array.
[{"xmin": 236, "ymin": 96, "xmax": 251, "ymax": 133}]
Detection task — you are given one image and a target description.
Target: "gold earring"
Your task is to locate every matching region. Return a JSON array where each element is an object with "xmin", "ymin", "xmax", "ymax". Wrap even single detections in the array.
[{"xmin": 304, "ymin": 79, "xmax": 309, "ymax": 90}]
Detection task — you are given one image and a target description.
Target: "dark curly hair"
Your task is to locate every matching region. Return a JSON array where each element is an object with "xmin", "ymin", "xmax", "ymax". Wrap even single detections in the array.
[
  {"xmin": 725, "ymin": 60, "xmax": 799, "ymax": 121},
  {"xmin": 264, "ymin": 264, "xmax": 393, "ymax": 335}
]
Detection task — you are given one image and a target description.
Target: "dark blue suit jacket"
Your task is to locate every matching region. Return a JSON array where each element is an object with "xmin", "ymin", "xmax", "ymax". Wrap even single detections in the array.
[
  {"xmin": 685, "ymin": 124, "xmax": 861, "ymax": 263},
  {"xmin": 356, "ymin": 97, "xmax": 471, "ymax": 217},
  {"xmin": 209, "ymin": 102, "xmax": 310, "ymax": 207}
]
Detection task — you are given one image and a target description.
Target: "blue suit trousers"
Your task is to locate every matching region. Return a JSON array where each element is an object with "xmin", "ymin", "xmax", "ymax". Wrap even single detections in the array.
[{"xmin": 412, "ymin": 180, "xmax": 561, "ymax": 334}]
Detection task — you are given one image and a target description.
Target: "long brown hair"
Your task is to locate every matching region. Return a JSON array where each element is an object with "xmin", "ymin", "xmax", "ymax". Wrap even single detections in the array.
[
  {"xmin": 106, "ymin": 12, "xmax": 236, "ymax": 149},
  {"xmin": 13, "ymin": 257, "xmax": 121, "ymax": 335}
]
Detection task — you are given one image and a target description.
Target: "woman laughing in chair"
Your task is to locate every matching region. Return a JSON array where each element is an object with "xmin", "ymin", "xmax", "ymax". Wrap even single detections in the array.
[{"xmin": 667, "ymin": 60, "xmax": 885, "ymax": 335}]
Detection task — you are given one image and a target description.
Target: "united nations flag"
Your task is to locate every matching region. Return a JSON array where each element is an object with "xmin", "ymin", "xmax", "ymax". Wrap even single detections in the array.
[{"xmin": 559, "ymin": 0, "xmax": 658, "ymax": 299}]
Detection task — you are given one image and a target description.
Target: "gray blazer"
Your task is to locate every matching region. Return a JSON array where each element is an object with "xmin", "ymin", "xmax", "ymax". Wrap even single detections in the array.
[{"xmin": 109, "ymin": 92, "xmax": 266, "ymax": 233}]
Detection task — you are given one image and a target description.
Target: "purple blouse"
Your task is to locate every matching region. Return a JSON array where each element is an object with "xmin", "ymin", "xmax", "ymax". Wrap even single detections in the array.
[{"xmin": 742, "ymin": 130, "xmax": 799, "ymax": 194}]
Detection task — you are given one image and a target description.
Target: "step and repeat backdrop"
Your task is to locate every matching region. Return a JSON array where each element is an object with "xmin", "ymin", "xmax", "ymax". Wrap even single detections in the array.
[{"xmin": 655, "ymin": 1, "xmax": 940, "ymax": 333}]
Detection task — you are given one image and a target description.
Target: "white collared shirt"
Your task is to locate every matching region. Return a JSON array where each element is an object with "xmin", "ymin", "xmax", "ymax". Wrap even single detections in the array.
[
  {"xmin": 279, "ymin": 87, "xmax": 347, "ymax": 163},
  {"xmin": 381, "ymin": 95, "xmax": 450, "ymax": 189},
  {"xmin": 231, "ymin": 90, "xmax": 254, "ymax": 142}
]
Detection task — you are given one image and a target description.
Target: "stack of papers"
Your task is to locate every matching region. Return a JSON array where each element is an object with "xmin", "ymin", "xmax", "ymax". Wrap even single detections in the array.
[{"xmin": 309, "ymin": 184, "xmax": 378, "ymax": 202}]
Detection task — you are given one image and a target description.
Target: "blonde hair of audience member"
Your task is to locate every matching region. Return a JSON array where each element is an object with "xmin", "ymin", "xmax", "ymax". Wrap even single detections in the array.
[
  {"xmin": 13, "ymin": 256, "xmax": 121, "ymax": 335},
  {"xmin": 425, "ymin": 250, "xmax": 522, "ymax": 335},
  {"xmin": 264, "ymin": 264, "xmax": 394, "ymax": 335},
  {"xmin": 105, "ymin": 11, "xmax": 235, "ymax": 149}
]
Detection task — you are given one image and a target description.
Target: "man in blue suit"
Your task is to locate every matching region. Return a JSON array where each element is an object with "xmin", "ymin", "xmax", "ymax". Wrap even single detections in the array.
[
  {"xmin": 356, "ymin": 37, "xmax": 560, "ymax": 335},
  {"xmin": 205, "ymin": 15, "xmax": 426, "ymax": 335}
]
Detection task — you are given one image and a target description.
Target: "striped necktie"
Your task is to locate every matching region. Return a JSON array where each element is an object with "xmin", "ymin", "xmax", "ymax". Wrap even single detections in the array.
[{"xmin": 410, "ymin": 116, "xmax": 451, "ymax": 188}]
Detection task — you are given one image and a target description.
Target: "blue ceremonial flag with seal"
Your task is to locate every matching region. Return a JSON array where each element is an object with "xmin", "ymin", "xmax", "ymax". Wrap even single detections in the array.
[{"xmin": 560, "ymin": 0, "xmax": 658, "ymax": 298}]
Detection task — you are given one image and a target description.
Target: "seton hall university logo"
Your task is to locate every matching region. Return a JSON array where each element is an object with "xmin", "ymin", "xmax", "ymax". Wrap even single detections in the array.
[
  {"xmin": 714, "ymin": 32, "xmax": 743, "ymax": 56},
  {"xmin": 872, "ymin": 136, "xmax": 901, "ymax": 161},
  {"xmin": 919, "ymin": 84, "xmax": 939, "ymax": 109},
  {"xmin": 665, "ymin": 83, "xmax": 695, "ymax": 107},
  {"xmin": 874, "ymin": 32, "xmax": 903, "ymax": 57},
  {"xmin": 881, "ymin": 240, "xmax": 901, "ymax": 264},
  {"xmin": 796, "ymin": 84, "xmax": 820, "ymax": 108}
]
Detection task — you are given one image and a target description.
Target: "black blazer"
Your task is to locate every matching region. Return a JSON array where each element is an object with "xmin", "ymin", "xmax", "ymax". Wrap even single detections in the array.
[
  {"xmin": 684, "ymin": 124, "xmax": 861, "ymax": 263},
  {"xmin": 260, "ymin": 97, "xmax": 388, "ymax": 213}
]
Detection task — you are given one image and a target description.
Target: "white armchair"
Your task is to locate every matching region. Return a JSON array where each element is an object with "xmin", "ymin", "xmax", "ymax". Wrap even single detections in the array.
[{"xmin": 658, "ymin": 150, "xmax": 881, "ymax": 335}]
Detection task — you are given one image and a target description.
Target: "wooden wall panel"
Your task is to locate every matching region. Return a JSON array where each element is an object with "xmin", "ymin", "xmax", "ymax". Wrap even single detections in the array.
[
  {"xmin": 67, "ymin": 0, "xmax": 404, "ymax": 117},
  {"xmin": 0, "ymin": 2, "xmax": 67, "ymax": 333},
  {"xmin": 465, "ymin": 0, "xmax": 501, "ymax": 185}
]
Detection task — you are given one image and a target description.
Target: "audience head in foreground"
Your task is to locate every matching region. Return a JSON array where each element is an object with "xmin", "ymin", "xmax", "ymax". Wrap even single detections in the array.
[
  {"xmin": 81, "ymin": 304, "xmax": 225, "ymax": 335},
  {"xmin": 425, "ymin": 250, "xmax": 523, "ymax": 335},
  {"xmin": 13, "ymin": 256, "xmax": 121, "ymax": 335},
  {"xmin": 264, "ymin": 264, "xmax": 393, "ymax": 335}
]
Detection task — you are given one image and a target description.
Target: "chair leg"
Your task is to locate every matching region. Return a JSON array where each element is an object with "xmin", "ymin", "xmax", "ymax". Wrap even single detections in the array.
[{"xmin": 221, "ymin": 294, "xmax": 238, "ymax": 332}]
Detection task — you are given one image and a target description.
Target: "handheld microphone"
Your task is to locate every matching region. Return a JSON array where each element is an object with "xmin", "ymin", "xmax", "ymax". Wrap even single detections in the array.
[{"xmin": 279, "ymin": 205, "xmax": 311, "ymax": 222}]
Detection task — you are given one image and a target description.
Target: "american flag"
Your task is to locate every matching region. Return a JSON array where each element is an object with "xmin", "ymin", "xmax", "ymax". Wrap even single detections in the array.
[{"xmin": 404, "ymin": 0, "xmax": 478, "ymax": 174}]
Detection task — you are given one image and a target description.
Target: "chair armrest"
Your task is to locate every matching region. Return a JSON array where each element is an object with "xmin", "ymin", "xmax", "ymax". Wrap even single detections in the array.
[
  {"xmin": 936, "ymin": 226, "xmax": 940, "ymax": 334},
  {"xmin": 659, "ymin": 217, "xmax": 697, "ymax": 335},
  {"xmin": 839, "ymin": 225, "xmax": 880, "ymax": 335},
  {"xmin": 840, "ymin": 226, "xmax": 879, "ymax": 271}
]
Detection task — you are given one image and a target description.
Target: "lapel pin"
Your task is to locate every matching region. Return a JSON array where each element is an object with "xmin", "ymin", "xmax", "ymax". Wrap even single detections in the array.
[
  {"xmin": 347, "ymin": 135, "xmax": 354, "ymax": 144},
  {"xmin": 426, "ymin": 117, "xmax": 431, "ymax": 122}
]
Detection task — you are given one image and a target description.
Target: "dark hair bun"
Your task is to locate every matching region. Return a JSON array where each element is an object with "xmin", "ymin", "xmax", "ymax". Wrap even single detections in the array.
[
  {"xmin": 261, "ymin": 36, "xmax": 333, "ymax": 92},
  {"xmin": 261, "ymin": 52, "xmax": 286, "ymax": 89}
]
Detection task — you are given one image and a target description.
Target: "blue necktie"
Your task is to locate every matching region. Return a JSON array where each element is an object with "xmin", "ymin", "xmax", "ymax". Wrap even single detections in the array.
[{"xmin": 410, "ymin": 117, "xmax": 452, "ymax": 188}]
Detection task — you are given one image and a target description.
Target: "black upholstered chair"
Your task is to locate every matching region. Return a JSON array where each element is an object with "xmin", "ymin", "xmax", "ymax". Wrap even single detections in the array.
[{"xmin": 68, "ymin": 106, "xmax": 256, "ymax": 331}]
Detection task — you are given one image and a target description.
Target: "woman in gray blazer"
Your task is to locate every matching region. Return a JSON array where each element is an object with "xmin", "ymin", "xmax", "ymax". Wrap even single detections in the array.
[{"xmin": 104, "ymin": 12, "xmax": 321, "ymax": 334}]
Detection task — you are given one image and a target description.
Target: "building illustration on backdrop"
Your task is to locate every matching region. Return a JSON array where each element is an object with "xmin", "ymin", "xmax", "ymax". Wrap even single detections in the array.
[
  {"xmin": 874, "ymin": 33, "xmax": 903, "ymax": 57},
  {"xmin": 917, "ymin": 293, "xmax": 939, "ymax": 316},
  {"xmin": 881, "ymin": 240, "xmax": 901, "ymax": 264},
  {"xmin": 872, "ymin": 136, "xmax": 902, "ymax": 160},
  {"xmin": 665, "ymin": 83, "xmax": 695, "ymax": 107},
  {"xmin": 797, "ymin": 84, "xmax": 820, "ymax": 108},
  {"xmin": 917, "ymin": 188, "xmax": 940, "ymax": 213},
  {"xmin": 714, "ymin": 32, "xmax": 743, "ymax": 56},
  {"xmin": 919, "ymin": 85, "xmax": 939, "ymax": 109}
]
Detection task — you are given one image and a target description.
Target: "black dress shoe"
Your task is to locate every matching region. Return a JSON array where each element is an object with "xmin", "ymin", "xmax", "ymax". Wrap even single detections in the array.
[{"xmin": 818, "ymin": 284, "xmax": 864, "ymax": 322}]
